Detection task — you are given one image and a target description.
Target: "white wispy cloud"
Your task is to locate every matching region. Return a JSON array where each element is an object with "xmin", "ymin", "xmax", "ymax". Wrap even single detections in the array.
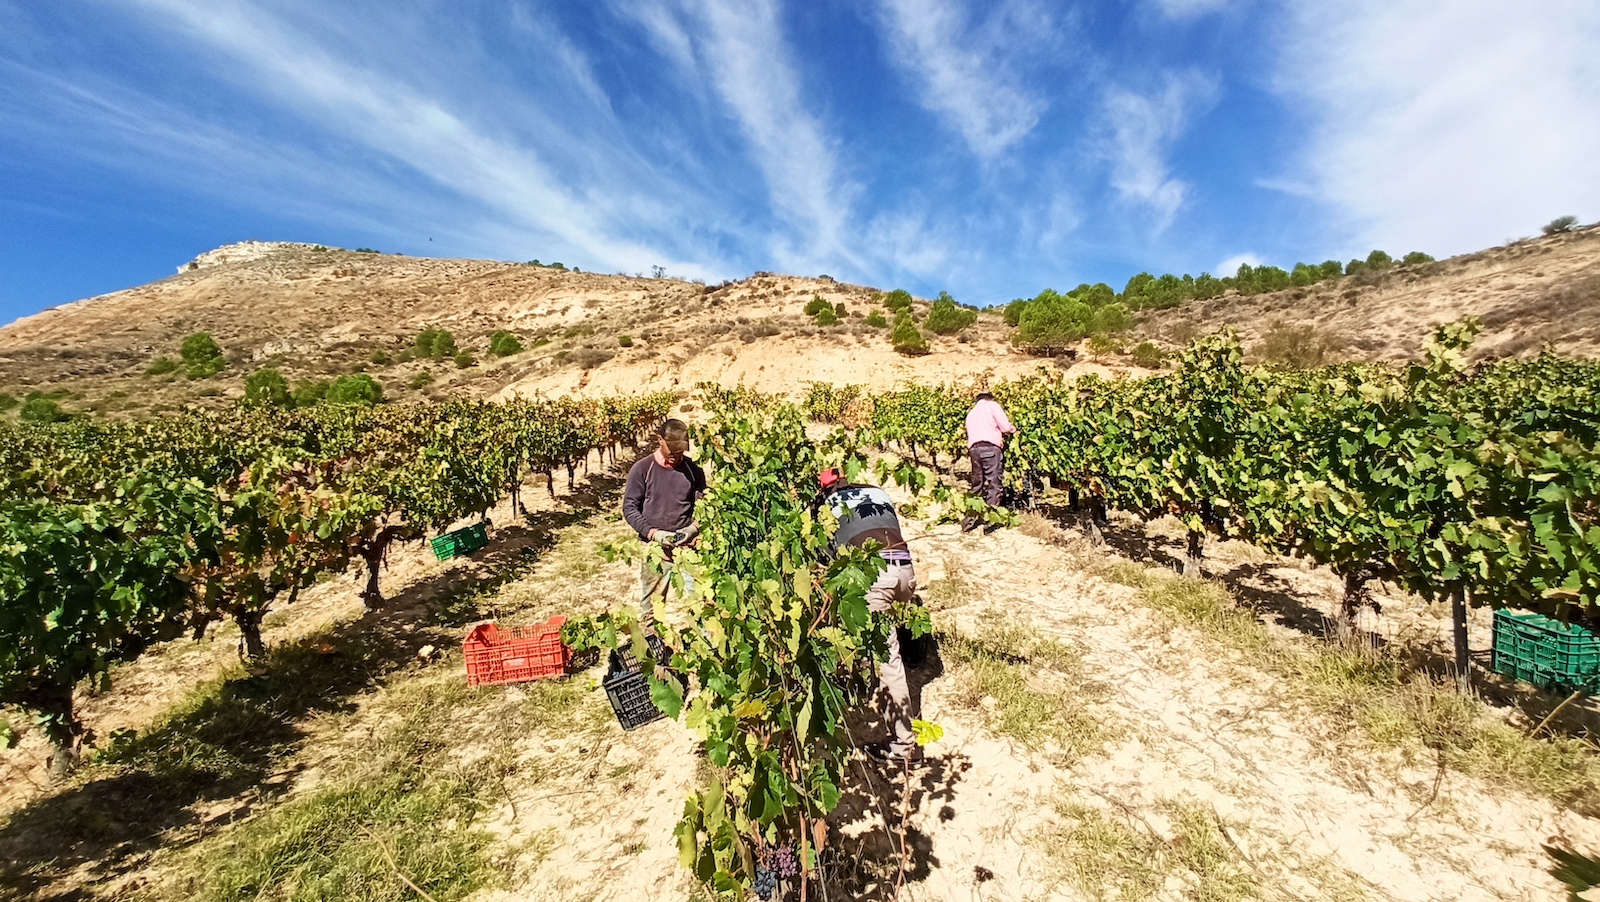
[
  {"xmin": 1216, "ymin": 252, "xmax": 1263, "ymax": 277},
  {"xmin": 8, "ymin": 0, "xmax": 739, "ymax": 277},
  {"xmin": 1097, "ymin": 73, "xmax": 1217, "ymax": 230},
  {"xmin": 674, "ymin": 0, "xmax": 864, "ymax": 273},
  {"xmin": 609, "ymin": 0, "xmax": 700, "ymax": 84},
  {"xmin": 875, "ymin": 0, "xmax": 1051, "ymax": 159},
  {"xmin": 1276, "ymin": 0, "xmax": 1600, "ymax": 257}
]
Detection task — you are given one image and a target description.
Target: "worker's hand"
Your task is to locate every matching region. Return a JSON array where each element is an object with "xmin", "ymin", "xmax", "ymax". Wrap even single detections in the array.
[{"xmin": 654, "ymin": 529, "xmax": 682, "ymax": 547}]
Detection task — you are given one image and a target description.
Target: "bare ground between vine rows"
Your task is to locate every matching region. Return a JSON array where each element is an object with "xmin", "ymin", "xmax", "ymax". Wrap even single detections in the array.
[{"xmin": 7, "ymin": 469, "xmax": 1600, "ymax": 901}]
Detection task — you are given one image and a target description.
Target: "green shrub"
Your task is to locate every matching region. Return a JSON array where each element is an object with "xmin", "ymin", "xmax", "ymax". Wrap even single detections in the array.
[
  {"xmin": 19, "ymin": 397, "xmax": 68, "ymax": 423},
  {"xmin": 409, "ymin": 371, "xmax": 434, "ymax": 390},
  {"xmin": 414, "ymin": 327, "xmax": 457, "ymax": 360},
  {"xmin": 1401, "ymin": 251, "xmax": 1435, "ymax": 266},
  {"xmin": 883, "ymin": 289, "xmax": 914, "ymax": 312},
  {"xmin": 1003, "ymin": 300, "xmax": 1029, "ymax": 327},
  {"xmin": 1130, "ymin": 341, "xmax": 1165, "ymax": 368},
  {"xmin": 925, "ymin": 293, "xmax": 977, "ymax": 335},
  {"xmin": 453, "ymin": 352, "xmax": 476, "ymax": 369},
  {"xmin": 890, "ymin": 313, "xmax": 929, "ymax": 356},
  {"xmin": 243, "ymin": 368, "xmax": 293, "ymax": 408},
  {"xmin": 325, "ymin": 374, "xmax": 383, "ymax": 405},
  {"xmin": 370, "ymin": 349, "xmax": 392, "ymax": 365},
  {"xmin": 1086, "ymin": 333, "xmax": 1121, "ymax": 358},
  {"xmin": 0, "ymin": 392, "xmax": 16, "ymax": 412},
  {"xmin": 1365, "ymin": 249, "xmax": 1393, "ymax": 270},
  {"xmin": 180, "ymin": 332, "xmax": 225, "ymax": 379},
  {"xmin": 181, "ymin": 332, "xmax": 222, "ymax": 365},
  {"xmin": 145, "ymin": 356, "xmax": 180, "ymax": 376},
  {"xmin": 1012, "ymin": 288, "xmax": 1129, "ymax": 355},
  {"xmin": 814, "ymin": 307, "xmax": 839, "ymax": 326},
  {"xmin": 804, "ymin": 296, "xmax": 831, "ymax": 316},
  {"xmin": 864, "ymin": 311, "xmax": 888, "ymax": 328},
  {"xmin": 1543, "ymin": 215, "xmax": 1580, "ymax": 236},
  {"xmin": 834, "ymin": 301, "xmax": 848, "ymax": 318},
  {"xmin": 618, "ymin": 334, "xmax": 634, "ymax": 347},
  {"xmin": 293, "ymin": 379, "xmax": 330, "ymax": 407},
  {"xmin": 489, "ymin": 330, "xmax": 523, "ymax": 357}
]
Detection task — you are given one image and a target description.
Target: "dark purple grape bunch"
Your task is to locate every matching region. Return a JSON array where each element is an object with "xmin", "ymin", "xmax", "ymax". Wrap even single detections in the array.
[
  {"xmin": 753, "ymin": 843, "xmax": 799, "ymax": 899},
  {"xmin": 751, "ymin": 867, "xmax": 777, "ymax": 900}
]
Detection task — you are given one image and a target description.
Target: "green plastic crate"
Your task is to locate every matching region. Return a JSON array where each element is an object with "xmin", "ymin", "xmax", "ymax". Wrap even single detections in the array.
[
  {"xmin": 1491, "ymin": 609, "xmax": 1600, "ymax": 694},
  {"xmin": 431, "ymin": 523, "xmax": 489, "ymax": 561}
]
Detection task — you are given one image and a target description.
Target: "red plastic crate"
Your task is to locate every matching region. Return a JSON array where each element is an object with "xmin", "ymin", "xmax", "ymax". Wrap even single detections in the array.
[{"xmin": 464, "ymin": 616, "xmax": 571, "ymax": 686}]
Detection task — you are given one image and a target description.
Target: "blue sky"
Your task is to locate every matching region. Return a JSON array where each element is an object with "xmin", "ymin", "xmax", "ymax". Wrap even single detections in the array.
[{"xmin": 2, "ymin": 1, "xmax": 1598, "ymax": 323}]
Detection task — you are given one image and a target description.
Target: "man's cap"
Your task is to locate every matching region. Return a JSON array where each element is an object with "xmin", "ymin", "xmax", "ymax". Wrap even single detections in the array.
[{"xmin": 818, "ymin": 467, "xmax": 843, "ymax": 488}]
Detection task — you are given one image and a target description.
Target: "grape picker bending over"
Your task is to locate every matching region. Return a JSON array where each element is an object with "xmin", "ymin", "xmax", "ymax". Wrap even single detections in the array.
[
  {"xmin": 963, "ymin": 390, "xmax": 1016, "ymax": 532},
  {"xmin": 623, "ymin": 418, "xmax": 706, "ymax": 629},
  {"xmin": 813, "ymin": 467, "xmax": 924, "ymax": 765}
]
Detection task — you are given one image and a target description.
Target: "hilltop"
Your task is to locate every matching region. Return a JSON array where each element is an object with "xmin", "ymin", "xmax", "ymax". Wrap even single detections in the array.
[{"xmin": 0, "ymin": 227, "xmax": 1597, "ymax": 416}]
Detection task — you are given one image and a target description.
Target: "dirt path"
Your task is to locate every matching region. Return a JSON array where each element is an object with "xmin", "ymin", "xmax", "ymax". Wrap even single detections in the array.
[
  {"xmin": 899, "ymin": 517, "xmax": 1598, "ymax": 901},
  {"xmin": 423, "ymin": 499, "xmax": 1600, "ymax": 901}
]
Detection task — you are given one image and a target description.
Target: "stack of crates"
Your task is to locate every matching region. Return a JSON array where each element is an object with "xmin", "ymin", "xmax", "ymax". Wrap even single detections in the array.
[
  {"xmin": 432, "ymin": 522, "xmax": 489, "ymax": 561},
  {"xmin": 604, "ymin": 634, "xmax": 684, "ymax": 731},
  {"xmin": 464, "ymin": 616, "xmax": 571, "ymax": 687},
  {"xmin": 1491, "ymin": 609, "xmax": 1600, "ymax": 694}
]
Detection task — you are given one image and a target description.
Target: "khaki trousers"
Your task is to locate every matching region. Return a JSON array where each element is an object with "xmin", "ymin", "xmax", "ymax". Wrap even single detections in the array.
[
  {"xmin": 867, "ymin": 561, "xmax": 918, "ymax": 756},
  {"xmin": 639, "ymin": 550, "xmax": 694, "ymax": 628}
]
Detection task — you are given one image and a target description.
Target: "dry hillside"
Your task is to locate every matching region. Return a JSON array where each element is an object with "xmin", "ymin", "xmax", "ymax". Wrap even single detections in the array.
[
  {"xmin": 1, "ymin": 227, "xmax": 1597, "ymax": 418},
  {"xmin": 1135, "ymin": 225, "xmax": 1600, "ymax": 364}
]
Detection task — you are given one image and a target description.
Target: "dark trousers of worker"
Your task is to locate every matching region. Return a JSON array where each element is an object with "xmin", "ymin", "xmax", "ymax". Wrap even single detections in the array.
[{"xmin": 969, "ymin": 441, "xmax": 1004, "ymax": 507}]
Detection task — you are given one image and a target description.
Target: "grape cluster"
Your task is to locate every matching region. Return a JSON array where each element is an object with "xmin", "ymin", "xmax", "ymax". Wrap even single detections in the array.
[
  {"xmin": 752, "ymin": 867, "xmax": 777, "ymax": 900},
  {"xmin": 751, "ymin": 844, "xmax": 799, "ymax": 899},
  {"xmin": 770, "ymin": 844, "xmax": 799, "ymax": 878}
]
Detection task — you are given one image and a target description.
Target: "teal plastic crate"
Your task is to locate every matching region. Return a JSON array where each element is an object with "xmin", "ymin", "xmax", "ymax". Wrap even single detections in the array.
[
  {"xmin": 1491, "ymin": 609, "xmax": 1600, "ymax": 694},
  {"xmin": 431, "ymin": 522, "xmax": 489, "ymax": 561}
]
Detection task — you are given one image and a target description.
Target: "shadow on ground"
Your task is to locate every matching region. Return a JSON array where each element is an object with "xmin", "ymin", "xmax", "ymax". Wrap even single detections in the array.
[
  {"xmin": 0, "ymin": 462, "xmax": 634, "ymax": 902},
  {"xmin": 1035, "ymin": 494, "xmax": 1600, "ymax": 746},
  {"xmin": 817, "ymin": 643, "xmax": 976, "ymax": 900}
]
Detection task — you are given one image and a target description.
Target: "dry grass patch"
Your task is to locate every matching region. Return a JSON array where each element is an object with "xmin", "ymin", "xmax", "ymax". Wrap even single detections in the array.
[
  {"xmin": 1103, "ymin": 562, "xmax": 1600, "ymax": 815},
  {"xmin": 939, "ymin": 618, "xmax": 1117, "ymax": 762},
  {"xmin": 1037, "ymin": 792, "xmax": 1258, "ymax": 902},
  {"xmin": 1017, "ymin": 510, "xmax": 1071, "ymax": 545},
  {"xmin": 142, "ymin": 660, "xmax": 612, "ymax": 902}
]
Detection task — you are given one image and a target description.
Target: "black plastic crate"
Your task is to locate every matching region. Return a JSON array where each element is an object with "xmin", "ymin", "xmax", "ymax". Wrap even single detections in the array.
[
  {"xmin": 611, "ymin": 633, "xmax": 675, "ymax": 673},
  {"xmin": 602, "ymin": 635, "xmax": 685, "ymax": 731},
  {"xmin": 604, "ymin": 668, "xmax": 663, "ymax": 731}
]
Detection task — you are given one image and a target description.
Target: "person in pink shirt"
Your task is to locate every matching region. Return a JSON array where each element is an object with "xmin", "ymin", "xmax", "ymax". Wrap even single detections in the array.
[{"xmin": 963, "ymin": 391, "xmax": 1015, "ymax": 531}]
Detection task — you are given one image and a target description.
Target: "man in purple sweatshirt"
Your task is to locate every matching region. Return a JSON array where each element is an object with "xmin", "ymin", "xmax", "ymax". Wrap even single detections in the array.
[
  {"xmin": 963, "ymin": 391, "xmax": 1016, "ymax": 532},
  {"xmin": 622, "ymin": 418, "xmax": 706, "ymax": 628}
]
